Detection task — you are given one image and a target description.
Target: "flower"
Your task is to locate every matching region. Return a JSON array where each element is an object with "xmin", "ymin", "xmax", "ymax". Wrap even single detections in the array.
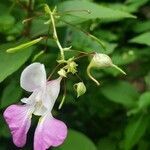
[{"xmin": 3, "ymin": 63, "xmax": 67, "ymax": 150}]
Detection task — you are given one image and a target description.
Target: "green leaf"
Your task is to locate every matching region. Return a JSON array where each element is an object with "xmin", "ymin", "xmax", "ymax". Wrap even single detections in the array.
[
  {"xmin": 123, "ymin": 114, "xmax": 149, "ymax": 150},
  {"xmin": 138, "ymin": 140, "xmax": 149, "ymax": 150},
  {"xmin": 112, "ymin": 51, "xmax": 137, "ymax": 65},
  {"xmin": 94, "ymin": 30, "xmax": 118, "ymax": 42},
  {"xmin": 0, "ymin": 114, "xmax": 11, "ymax": 138},
  {"xmin": 58, "ymin": 1, "xmax": 136, "ymax": 23},
  {"xmin": 0, "ymin": 80, "xmax": 22, "ymax": 109},
  {"xmin": 130, "ymin": 32, "xmax": 150, "ymax": 46},
  {"xmin": 54, "ymin": 129, "xmax": 97, "ymax": 150},
  {"xmin": 0, "ymin": 14, "xmax": 15, "ymax": 33},
  {"xmin": 125, "ymin": 0, "xmax": 149, "ymax": 13},
  {"xmin": 132, "ymin": 20, "xmax": 150, "ymax": 33},
  {"xmin": 30, "ymin": 18, "xmax": 49, "ymax": 37},
  {"xmin": 71, "ymin": 29, "xmax": 117, "ymax": 54},
  {"xmin": 7, "ymin": 22, "xmax": 24, "ymax": 36},
  {"xmin": 100, "ymin": 81, "xmax": 139, "ymax": 107},
  {"xmin": 98, "ymin": 138, "xmax": 117, "ymax": 150},
  {"xmin": 138, "ymin": 92, "xmax": 150, "ymax": 109},
  {"xmin": 127, "ymin": 92, "xmax": 150, "ymax": 116},
  {"xmin": 0, "ymin": 42, "xmax": 33, "ymax": 82},
  {"xmin": 145, "ymin": 72, "xmax": 150, "ymax": 90}
]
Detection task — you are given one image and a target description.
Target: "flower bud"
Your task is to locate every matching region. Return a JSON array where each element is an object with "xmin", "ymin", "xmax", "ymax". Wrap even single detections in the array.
[
  {"xmin": 90, "ymin": 53, "xmax": 113, "ymax": 68},
  {"xmin": 74, "ymin": 82, "xmax": 86, "ymax": 98},
  {"xmin": 87, "ymin": 53, "xmax": 126, "ymax": 86},
  {"xmin": 67, "ymin": 61, "xmax": 78, "ymax": 74},
  {"xmin": 58, "ymin": 69, "xmax": 67, "ymax": 78}
]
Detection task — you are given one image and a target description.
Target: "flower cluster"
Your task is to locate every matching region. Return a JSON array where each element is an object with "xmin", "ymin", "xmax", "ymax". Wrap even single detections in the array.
[{"xmin": 3, "ymin": 63, "xmax": 67, "ymax": 150}]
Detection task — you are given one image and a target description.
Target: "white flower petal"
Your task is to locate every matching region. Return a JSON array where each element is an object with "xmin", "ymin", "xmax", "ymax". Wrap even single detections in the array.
[
  {"xmin": 21, "ymin": 98, "xmax": 28, "ymax": 103},
  {"xmin": 20, "ymin": 90, "xmax": 39, "ymax": 105},
  {"xmin": 43, "ymin": 77, "xmax": 62, "ymax": 110},
  {"xmin": 33, "ymin": 103, "xmax": 47, "ymax": 116},
  {"xmin": 20, "ymin": 63, "xmax": 46, "ymax": 92}
]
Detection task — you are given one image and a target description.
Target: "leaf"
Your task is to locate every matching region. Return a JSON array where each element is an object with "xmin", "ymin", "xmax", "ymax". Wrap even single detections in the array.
[
  {"xmin": 132, "ymin": 20, "xmax": 150, "ymax": 33},
  {"xmin": 145, "ymin": 72, "xmax": 150, "ymax": 90},
  {"xmin": 138, "ymin": 92, "xmax": 150, "ymax": 109},
  {"xmin": 71, "ymin": 29, "xmax": 117, "ymax": 54},
  {"xmin": 130, "ymin": 32, "xmax": 150, "ymax": 46},
  {"xmin": 0, "ymin": 114, "xmax": 11, "ymax": 138},
  {"xmin": 127, "ymin": 92, "xmax": 150, "ymax": 115},
  {"xmin": 126, "ymin": 0, "xmax": 149, "ymax": 13},
  {"xmin": 112, "ymin": 51, "xmax": 137, "ymax": 65},
  {"xmin": 138, "ymin": 140, "xmax": 149, "ymax": 150},
  {"xmin": 54, "ymin": 129, "xmax": 97, "ymax": 150},
  {"xmin": 128, "ymin": 92, "xmax": 150, "ymax": 115},
  {"xmin": 0, "ymin": 14, "xmax": 15, "ymax": 33},
  {"xmin": 98, "ymin": 138, "xmax": 117, "ymax": 150},
  {"xmin": 0, "ymin": 80, "xmax": 22, "ymax": 109},
  {"xmin": 123, "ymin": 114, "xmax": 149, "ymax": 150},
  {"xmin": 100, "ymin": 81, "xmax": 139, "ymax": 107},
  {"xmin": 0, "ymin": 42, "xmax": 33, "ymax": 82},
  {"xmin": 30, "ymin": 18, "xmax": 49, "ymax": 37},
  {"xmin": 94, "ymin": 30, "xmax": 118, "ymax": 42},
  {"xmin": 58, "ymin": 1, "xmax": 136, "ymax": 24},
  {"xmin": 7, "ymin": 22, "xmax": 24, "ymax": 36}
]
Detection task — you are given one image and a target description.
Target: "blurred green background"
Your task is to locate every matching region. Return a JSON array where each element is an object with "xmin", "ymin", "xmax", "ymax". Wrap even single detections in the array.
[{"xmin": 0, "ymin": 0, "xmax": 150, "ymax": 150}]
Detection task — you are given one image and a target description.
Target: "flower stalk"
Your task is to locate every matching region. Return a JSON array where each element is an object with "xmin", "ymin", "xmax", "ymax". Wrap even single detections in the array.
[
  {"xmin": 45, "ymin": 5, "xmax": 65, "ymax": 60},
  {"xmin": 87, "ymin": 64, "xmax": 100, "ymax": 86}
]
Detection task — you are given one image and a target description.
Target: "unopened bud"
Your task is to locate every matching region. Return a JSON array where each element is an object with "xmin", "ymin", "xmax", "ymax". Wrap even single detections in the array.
[
  {"xmin": 58, "ymin": 69, "xmax": 67, "ymax": 77},
  {"xmin": 74, "ymin": 82, "xmax": 86, "ymax": 98},
  {"xmin": 90, "ymin": 53, "xmax": 113, "ymax": 68},
  {"xmin": 87, "ymin": 53, "xmax": 126, "ymax": 86},
  {"xmin": 44, "ymin": 4, "xmax": 51, "ymax": 14},
  {"xmin": 67, "ymin": 61, "xmax": 78, "ymax": 74}
]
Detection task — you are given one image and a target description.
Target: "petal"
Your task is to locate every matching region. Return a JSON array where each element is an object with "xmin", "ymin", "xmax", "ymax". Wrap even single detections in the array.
[
  {"xmin": 21, "ymin": 90, "xmax": 40, "ymax": 105},
  {"xmin": 21, "ymin": 91, "xmax": 48, "ymax": 116},
  {"xmin": 43, "ymin": 77, "xmax": 62, "ymax": 110},
  {"xmin": 33, "ymin": 102, "xmax": 47, "ymax": 116},
  {"xmin": 20, "ymin": 63, "xmax": 46, "ymax": 92},
  {"xmin": 34, "ymin": 114, "xmax": 67, "ymax": 150},
  {"xmin": 3, "ymin": 104, "xmax": 33, "ymax": 147}
]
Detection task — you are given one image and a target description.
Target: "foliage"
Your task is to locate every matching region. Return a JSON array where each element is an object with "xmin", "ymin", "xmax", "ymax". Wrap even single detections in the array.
[{"xmin": 0, "ymin": 0, "xmax": 150, "ymax": 150}]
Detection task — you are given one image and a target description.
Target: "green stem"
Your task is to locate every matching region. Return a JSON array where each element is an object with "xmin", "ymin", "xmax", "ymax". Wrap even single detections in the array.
[
  {"xmin": 64, "ymin": 49, "xmax": 89, "ymax": 55},
  {"xmin": 49, "ymin": 9, "xmax": 65, "ymax": 60},
  {"xmin": 60, "ymin": 18, "xmax": 106, "ymax": 51},
  {"xmin": 47, "ymin": 63, "xmax": 61, "ymax": 80},
  {"xmin": 87, "ymin": 65, "xmax": 100, "ymax": 86},
  {"xmin": 58, "ymin": 79, "xmax": 66, "ymax": 109},
  {"xmin": 111, "ymin": 64, "xmax": 126, "ymax": 75}
]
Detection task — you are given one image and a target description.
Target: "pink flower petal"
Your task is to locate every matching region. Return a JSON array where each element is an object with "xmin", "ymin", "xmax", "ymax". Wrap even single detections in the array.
[
  {"xmin": 34, "ymin": 114, "xmax": 67, "ymax": 150},
  {"xmin": 20, "ymin": 63, "xmax": 46, "ymax": 92},
  {"xmin": 3, "ymin": 104, "xmax": 33, "ymax": 147}
]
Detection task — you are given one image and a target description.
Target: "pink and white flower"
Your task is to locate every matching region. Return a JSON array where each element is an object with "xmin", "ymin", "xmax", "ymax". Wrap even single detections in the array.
[{"xmin": 3, "ymin": 63, "xmax": 67, "ymax": 150}]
